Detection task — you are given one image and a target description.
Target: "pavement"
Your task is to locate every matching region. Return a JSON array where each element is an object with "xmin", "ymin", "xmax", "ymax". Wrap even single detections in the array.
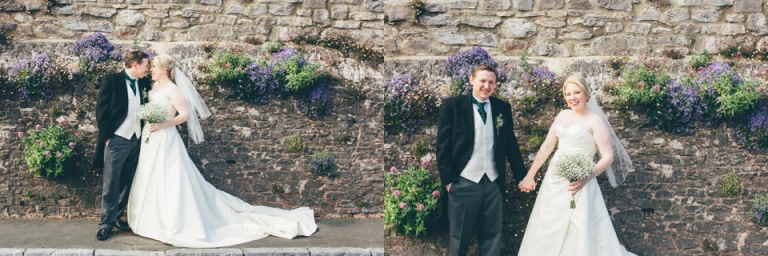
[{"xmin": 0, "ymin": 218, "xmax": 384, "ymax": 256}]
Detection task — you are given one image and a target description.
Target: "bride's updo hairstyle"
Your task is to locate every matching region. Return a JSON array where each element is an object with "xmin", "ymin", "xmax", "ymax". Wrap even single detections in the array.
[
  {"xmin": 562, "ymin": 73, "xmax": 591, "ymax": 102},
  {"xmin": 153, "ymin": 54, "xmax": 176, "ymax": 81}
]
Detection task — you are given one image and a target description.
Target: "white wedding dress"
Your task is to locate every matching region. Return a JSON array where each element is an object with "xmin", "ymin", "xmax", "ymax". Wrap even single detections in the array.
[
  {"xmin": 126, "ymin": 90, "xmax": 317, "ymax": 248},
  {"xmin": 518, "ymin": 122, "xmax": 635, "ymax": 256}
]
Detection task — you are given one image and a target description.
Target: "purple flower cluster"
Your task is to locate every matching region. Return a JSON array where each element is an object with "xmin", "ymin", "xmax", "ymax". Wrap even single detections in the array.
[
  {"xmin": 445, "ymin": 47, "xmax": 507, "ymax": 93},
  {"xmin": 751, "ymin": 194, "xmax": 768, "ymax": 226},
  {"xmin": 309, "ymin": 149, "xmax": 337, "ymax": 177},
  {"xmin": 235, "ymin": 63, "xmax": 275, "ymax": 105},
  {"xmin": 661, "ymin": 81, "xmax": 704, "ymax": 134},
  {"xmin": 697, "ymin": 62, "xmax": 741, "ymax": 125},
  {"xmin": 296, "ymin": 84, "xmax": 333, "ymax": 119},
  {"xmin": 732, "ymin": 98, "xmax": 768, "ymax": 152},
  {"xmin": 384, "ymin": 74, "xmax": 440, "ymax": 134},
  {"xmin": 73, "ymin": 33, "xmax": 122, "ymax": 79},
  {"xmin": 270, "ymin": 48, "xmax": 309, "ymax": 96},
  {"xmin": 9, "ymin": 54, "xmax": 71, "ymax": 100}
]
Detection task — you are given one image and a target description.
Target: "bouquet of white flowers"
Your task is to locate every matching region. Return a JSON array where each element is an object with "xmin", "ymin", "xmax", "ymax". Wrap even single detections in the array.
[
  {"xmin": 138, "ymin": 102, "xmax": 172, "ymax": 144},
  {"xmin": 553, "ymin": 153, "xmax": 595, "ymax": 209}
]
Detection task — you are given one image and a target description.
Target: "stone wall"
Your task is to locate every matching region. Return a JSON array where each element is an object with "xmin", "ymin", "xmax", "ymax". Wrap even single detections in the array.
[
  {"xmin": 0, "ymin": 42, "xmax": 384, "ymax": 219},
  {"xmin": 384, "ymin": 59, "xmax": 768, "ymax": 255},
  {"xmin": 384, "ymin": 0, "xmax": 768, "ymax": 57}
]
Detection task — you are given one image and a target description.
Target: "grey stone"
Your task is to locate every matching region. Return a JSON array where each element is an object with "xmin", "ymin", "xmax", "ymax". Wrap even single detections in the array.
[
  {"xmin": 467, "ymin": 32, "xmax": 499, "ymax": 46},
  {"xmin": 24, "ymin": 0, "xmax": 46, "ymax": 11},
  {"xmin": 661, "ymin": 9, "xmax": 689, "ymax": 25},
  {"xmin": 51, "ymin": 6, "xmax": 78, "ymax": 15},
  {"xmin": 706, "ymin": 0, "xmax": 733, "ymax": 5},
  {"xmin": 649, "ymin": 35, "xmax": 692, "ymax": 46},
  {"xmin": 597, "ymin": 0, "xmax": 631, "ymax": 11},
  {"xmin": 95, "ymin": 250, "xmax": 164, "ymax": 256},
  {"xmin": 606, "ymin": 22, "xmax": 623, "ymax": 32},
  {"xmin": 479, "ymin": 0, "xmax": 512, "ymax": 11},
  {"xmin": 590, "ymin": 34, "xmax": 648, "ymax": 55},
  {"xmin": 432, "ymin": 31, "xmax": 465, "ymax": 45},
  {"xmin": 501, "ymin": 18, "xmax": 536, "ymax": 38},
  {"xmin": 637, "ymin": 7, "xmax": 660, "ymax": 21},
  {"xmin": 517, "ymin": 10, "xmax": 545, "ymax": 17},
  {"xmin": 568, "ymin": 0, "xmax": 592, "ymax": 9},
  {"xmin": 424, "ymin": 3, "xmax": 446, "ymax": 12},
  {"xmin": 331, "ymin": 6, "xmax": 348, "ymax": 19},
  {"xmin": 83, "ymin": 7, "xmax": 117, "ymax": 18},
  {"xmin": 548, "ymin": 10, "xmax": 568, "ymax": 17},
  {"xmin": 535, "ymin": 18, "xmax": 566, "ymax": 27},
  {"xmin": 166, "ymin": 249, "xmax": 242, "ymax": 256},
  {"xmin": 217, "ymin": 15, "xmax": 238, "ymax": 25},
  {"xmin": 420, "ymin": 13, "xmax": 454, "ymax": 26},
  {"xmin": 298, "ymin": 8, "xmax": 314, "ymax": 15},
  {"xmin": 460, "ymin": 16, "xmax": 502, "ymax": 28},
  {"xmin": 726, "ymin": 14, "xmax": 745, "ymax": 22},
  {"xmin": 627, "ymin": 23, "xmax": 651, "ymax": 35},
  {"xmin": 531, "ymin": 41, "xmax": 568, "ymax": 56},
  {"xmin": 147, "ymin": 0, "xmax": 167, "ymax": 2},
  {"xmin": 163, "ymin": 17, "xmax": 190, "ymax": 28},
  {"xmin": 146, "ymin": 11, "xmax": 169, "ymax": 18},
  {"xmin": 243, "ymin": 248, "xmax": 309, "ymax": 256},
  {"xmin": 24, "ymin": 249, "xmax": 57, "ymax": 256},
  {"xmin": 269, "ymin": 4, "xmax": 293, "ymax": 15},
  {"xmin": 559, "ymin": 27, "xmax": 592, "ymax": 39},
  {"xmin": 539, "ymin": 28, "xmax": 557, "ymax": 39},
  {"xmin": 691, "ymin": 8, "xmax": 721, "ymax": 22},
  {"xmin": 499, "ymin": 39, "xmax": 529, "ymax": 54},
  {"xmin": 196, "ymin": 0, "xmax": 222, "ymax": 5},
  {"xmin": 514, "ymin": 0, "xmax": 533, "ymax": 10},
  {"xmin": 734, "ymin": 0, "xmax": 762, "ymax": 12},
  {"xmin": 365, "ymin": 0, "xmax": 383, "ymax": 12},
  {"xmin": 0, "ymin": 248, "xmax": 24, "ymax": 256},
  {"xmin": 233, "ymin": 26, "xmax": 270, "ymax": 34},
  {"xmin": 747, "ymin": 14, "xmax": 768, "ymax": 35},
  {"xmin": 116, "ymin": 11, "xmax": 145, "ymax": 26},
  {"xmin": 350, "ymin": 12, "xmax": 378, "ymax": 21},
  {"xmin": 52, "ymin": 249, "xmax": 94, "ymax": 256},
  {"xmin": 200, "ymin": 15, "xmax": 216, "ymax": 23},
  {"xmin": 276, "ymin": 16, "xmax": 312, "ymax": 26},
  {"xmin": 225, "ymin": 1, "xmax": 245, "ymax": 14},
  {"xmin": 702, "ymin": 23, "xmax": 746, "ymax": 35},
  {"xmin": 89, "ymin": 21, "xmax": 114, "ymax": 32},
  {"xmin": 329, "ymin": 0, "xmax": 360, "ymax": 3},
  {"xmin": 450, "ymin": 1, "xmax": 478, "ymax": 8},
  {"xmin": 675, "ymin": 23, "xmax": 701, "ymax": 34},
  {"xmin": 677, "ymin": 0, "xmax": 702, "ymax": 5},
  {"xmin": 539, "ymin": 0, "xmax": 563, "ymax": 9},
  {"xmin": 62, "ymin": 20, "xmax": 88, "ymax": 31},
  {"xmin": 313, "ymin": 9, "xmax": 330, "ymax": 26},
  {"xmin": 367, "ymin": 248, "xmax": 384, "ymax": 256},
  {"xmin": 142, "ymin": 29, "xmax": 171, "ymax": 41},
  {"xmin": 386, "ymin": 6, "xmax": 412, "ymax": 22},
  {"xmin": 304, "ymin": 0, "xmax": 326, "ymax": 9},
  {"xmin": 333, "ymin": 20, "xmax": 361, "ymax": 29},
  {"xmin": 307, "ymin": 248, "xmax": 369, "ymax": 256},
  {"xmin": 652, "ymin": 27, "xmax": 672, "ymax": 33},
  {"xmin": 247, "ymin": 5, "xmax": 269, "ymax": 17},
  {"xmin": 54, "ymin": 0, "xmax": 73, "ymax": 4},
  {"xmin": 583, "ymin": 14, "xmax": 608, "ymax": 26}
]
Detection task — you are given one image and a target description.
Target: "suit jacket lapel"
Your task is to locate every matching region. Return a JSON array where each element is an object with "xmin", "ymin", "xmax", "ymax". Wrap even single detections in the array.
[
  {"xmin": 490, "ymin": 97, "xmax": 501, "ymax": 153},
  {"xmin": 461, "ymin": 94, "xmax": 475, "ymax": 144},
  {"xmin": 114, "ymin": 72, "xmax": 128, "ymax": 108}
]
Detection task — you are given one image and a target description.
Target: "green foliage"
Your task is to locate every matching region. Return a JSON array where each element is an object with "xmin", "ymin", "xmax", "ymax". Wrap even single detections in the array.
[
  {"xmin": 20, "ymin": 122, "xmax": 83, "ymax": 178},
  {"xmin": 690, "ymin": 51, "xmax": 711, "ymax": 70},
  {"xmin": 355, "ymin": 200, "xmax": 371, "ymax": 208},
  {"xmin": 528, "ymin": 135, "xmax": 544, "ymax": 150},
  {"xmin": 520, "ymin": 50, "xmax": 532, "ymax": 73},
  {"xmin": 0, "ymin": 25, "xmax": 13, "ymax": 47},
  {"xmin": 608, "ymin": 60, "xmax": 677, "ymax": 131},
  {"xmin": 292, "ymin": 30, "xmax": 384, "ymax": 66},
  {"xmin": 719, "ymin": 171, "xmax": 743, "ymax": 197},
  {"xmin": 287, "ymin": 133, "xmax": 304, "ymax": 153},
  {"xmin": 385, "ymin": 163, "xmax": 442, "ymax": 237},
  {"xmin": 408, "ymin": 0, "xmax": 426, "ymax": 21},
  {"xmin": 651, "ymin": 148, "xmax": 660, "ymax": 155},
  {"xmin": 285, "ymin": 63, "xmax": 321, "ymax": 92},
  {"xmin": 751, "ymin": 193, "xmax": 768, "ymax": 226},
  {"xmin": 702, "ymin": 239, "xmax": 719, "ymax": 251},
  {"xmin": 266, "ymin": 40, "xmax": 283, "ymax": 53},
  {"xmin": 411, "ymin": 139, "xmax": 429, "ymax": 160},
  {"xmin": 201, "ymin": 48, "xmax": 252, "ymax": 94},
  {"xmin": 516, "ymin": 94, "xmax": 537, "ymax": 114},
  {"xmin": 309, "ymin": 149, "xmax": 337, "ymax": 177}
]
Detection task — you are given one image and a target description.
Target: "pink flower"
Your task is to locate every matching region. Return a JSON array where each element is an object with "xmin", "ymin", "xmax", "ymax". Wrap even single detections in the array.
[
  {"xmin": 747, "ymin": 87, "xmax": 752, "ymax": 92},
  {"xmin": 35, "ymin": 124, "xmax": 42, "ymax": 130},
  {"xmin": 39, "ymin": 142, "xmax": 46, "ymax": 147},
  {"xmin": 236, "ymin": 67, "xmax": 243, "ymax": 72},
  {"xmin": 662, "ymin": 55, "xmax": 668, "ymax": 60},
  {"xmin": 389, "ymin": 187, "xmax": 395, "ymax": 192},
  {"xmin": 421, "ymin": 159, "xmax": 429, "ymax": 166},
  {"xmin": 407, "ymin": 157, "xmax": 413, "ymax": 163},
  {"xmin": 389, "ymin": 166, "xmax": 399, "ymax": 173},
  {"xmin": 18, "ymin": 132, "xmax": 24, "ymax": 138},
  {"xmin": 44, "ymin": 151, "xmax": 50, "ymax": 156},
  {"xmin": 432, "ymin": 190, "xmax": 440, "ymax": 198},
  {"xmin": 736, "ymin": 51, "xmax": 742, "ymax": 58},
  {"xmin": 652, "ymin": 85, "xmax": 660, "ymax": 92},
  {"xmin": 416, "ymin": 203, "xmax": 425, "ymax": 211},
  {"xmin": 56, "ymin": 152, "xmax": 63, "ymax": 157},
  {"xmin": 26, "ymin": 122, "xmax": 32, "ymax": 127},
  {"xmin": 69, "ymin": 142, "xmax": 75, "ymax": 148},
  {"xmin": 75, "ymin": 132, "xmax": 80, "ymax": 137},
  {"xmin": 759, "ymin": 86, "xmax": 766, "ymax": 94},
  {"xmin": 393, "ymin": 190, "xmax": 402, "ymax": 197},
  {"xmin": 225, "ymin": 63, "xmax": 232, "ymax": 68},
  {"xmin": 399, "ymin": 202, "xmax": 407, "ymax": 209},
  {"xmin": 637, "ymin": 81, "xmax": 645, "ymax": 87}
]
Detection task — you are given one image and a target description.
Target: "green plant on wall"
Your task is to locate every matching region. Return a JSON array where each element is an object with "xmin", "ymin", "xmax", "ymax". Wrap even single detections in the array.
[
  {"xmin": 690, "ymin": 50, "xmax": 711, "ymax": 70},
  {"xmin": 719, "ymin": 171, "xmax": 743, "ymax": 197},
  {"xmin": 266, "ymin": 40, "xmax": 283, "ymax": 53},
  {"xmin": 287, "ymin": 133, "xmax": 304, "ymax": 153},
  {"xmin": 750, "ymin": 193, "xmax": 768, "ymax": 226},
  {"xmin": 412, "ymin": 139, "xmax": 429, "ymax": 160}
]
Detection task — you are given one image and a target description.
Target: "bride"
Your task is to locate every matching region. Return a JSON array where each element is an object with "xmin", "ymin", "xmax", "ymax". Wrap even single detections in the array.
[
  {"xmin": 126, "ymin": 54, "xmax": 317, "ymax": 248},
  {"xmin": 517, "ymin": 74, "xmax": 635, "ymax": 255}
]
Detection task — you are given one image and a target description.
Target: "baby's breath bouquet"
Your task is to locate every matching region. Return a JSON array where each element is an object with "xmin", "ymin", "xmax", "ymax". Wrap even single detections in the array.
[
  {"xmin": 138, "ymin": 102, "xmax": 172, "ymax": 144},
  {"xmin": 553, "ymin": 153, "xmax": 595, "ymax": 209}
]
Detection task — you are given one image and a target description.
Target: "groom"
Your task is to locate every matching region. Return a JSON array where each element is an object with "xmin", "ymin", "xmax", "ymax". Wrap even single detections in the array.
[
  {"xmin": 93, "ymin": 51, "xmax": 151, "ymax": 241},
  {"xmin": 436, "ymin": 63, "xmax": 527, "ymax": 256}
]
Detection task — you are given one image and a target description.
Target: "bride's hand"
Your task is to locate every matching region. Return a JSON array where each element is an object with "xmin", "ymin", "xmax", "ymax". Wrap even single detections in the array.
[
  {"xmin": 147, "ymin": 123, "xmax": 165, "ymax": 132},
  {"xmin": 568, "ymin": 176, "xmax": 592, "ymax": 195},
  {"xmin": 519, "ymin": 175, "xmax": 536, "ymax": 193}
]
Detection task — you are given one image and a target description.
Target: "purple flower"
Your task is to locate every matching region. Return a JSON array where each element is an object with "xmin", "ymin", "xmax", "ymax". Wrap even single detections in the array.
[
  {"xmin": 432, "ymin": 190, "xmax": 440, "ymax": 198},
  {"xmin": 296, "ymin": 85, "xmax": 333, "ymax": 119},
  {"xmin": 445, "ymin": 46, "xmax": 507, "ymax": 89},
  {"xmin": 384, "ymin": 74, "xmax": 439, "ymax": 134},
  {"xmin": 416, "ymin": 203, "xmax": 425, "ymax": 211},
  {"xmin": 393, "ymin": 190, "xmax": 402, "ymax": 197},
  {"xmin": 9, "ymin": 54, "xmax": 70, "ymax": 100},
  {"xmin": 732, "ymin": 98, "xmax": 768, "ymax": 152},
  {"xmin": 399, "ymin": 202, "xmax": 407, "ymax": 209},
  {"xmin": 69, "ymin": 142, "xmax": 75, "ymax": 148},
  {"xmin": 73, "ymin": 33, "xmax": 117, "ymax": 63}
]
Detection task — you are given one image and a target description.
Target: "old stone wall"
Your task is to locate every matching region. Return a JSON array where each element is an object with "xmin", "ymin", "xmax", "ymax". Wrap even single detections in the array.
[
  {"xmin": 0, "ymin": 42, "xmax": 384, "ymax": 219},
  {"xmin": 384, "ymin": 59, "xmax": 768, "ymax": 255}
]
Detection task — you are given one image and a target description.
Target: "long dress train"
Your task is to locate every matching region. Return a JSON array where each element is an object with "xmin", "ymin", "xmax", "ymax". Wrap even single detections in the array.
[
  {"xmin": 518, "ymin": 122, "xmax": 635, "ymax": 256},
  {"xmin": 127, "ymin": 91, "xmax": 317, "ymax": 248}
]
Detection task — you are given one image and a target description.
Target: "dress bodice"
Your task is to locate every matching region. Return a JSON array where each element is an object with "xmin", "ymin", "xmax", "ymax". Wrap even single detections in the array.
[
  {"xmin": 553, "ymin": 122, "xmax": 597, "ymax": 159},
  {"xmin": 148, "ymin": 90, "xmax": 177, "ymax": 116}
]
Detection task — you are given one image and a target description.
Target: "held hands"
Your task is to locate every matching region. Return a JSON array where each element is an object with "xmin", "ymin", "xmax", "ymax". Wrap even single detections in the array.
[{"xmin": 518, "ymin": 175, "xmax": 536, "ymax": 193}]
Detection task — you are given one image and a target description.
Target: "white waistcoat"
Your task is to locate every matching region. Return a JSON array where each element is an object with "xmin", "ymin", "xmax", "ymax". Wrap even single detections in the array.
[
  {"xmin": 114, "ymin": 79, "xmax": 142, "ymax": 140},
  {"xmin": 460, "ymin": 99, "xmax": 498, "ymax": 183}
]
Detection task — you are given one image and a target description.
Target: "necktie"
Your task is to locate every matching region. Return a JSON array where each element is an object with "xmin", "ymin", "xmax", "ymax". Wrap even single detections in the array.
[
  {"xmin": 471, "ymin": 96, "xmax": 487, "ymax": 124},
  {"xmin": 125, "ymin": 71, "xmax": 136, "ymax": 95}
]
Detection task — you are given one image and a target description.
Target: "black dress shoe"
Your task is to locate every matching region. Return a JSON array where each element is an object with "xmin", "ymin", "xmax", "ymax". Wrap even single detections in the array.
[
  {"xmin": 96, "ymin": 228, "xmax": 110, "ymax": 241},
  {"xmin": 116, "ymin": 219, "xmax": 132, "ymax": 232}
]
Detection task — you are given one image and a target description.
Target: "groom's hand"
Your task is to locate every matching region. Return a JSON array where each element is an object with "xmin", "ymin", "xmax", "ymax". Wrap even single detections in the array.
[
  {"xmin": 105, "ymin": 139, "xmax": 110, "ymax": 147},
  {"xmin": 445, "ymin": 184, "xmax": 451, "ymax": 192}
]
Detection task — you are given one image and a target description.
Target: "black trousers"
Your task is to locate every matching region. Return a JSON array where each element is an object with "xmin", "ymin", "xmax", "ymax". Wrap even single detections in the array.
[
  {"xmin": 448, "ymin": 175, "xmax": 503, "ymax": 256},
  {"xmin": 98, "ymin": 134, "xmax": 140, "ymax": 230}
]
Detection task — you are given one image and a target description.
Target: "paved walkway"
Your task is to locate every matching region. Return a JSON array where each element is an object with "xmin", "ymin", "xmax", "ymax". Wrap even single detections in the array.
[{"xmin": 0, "ymin": 218, "xmax": 383, "ymax": 255}]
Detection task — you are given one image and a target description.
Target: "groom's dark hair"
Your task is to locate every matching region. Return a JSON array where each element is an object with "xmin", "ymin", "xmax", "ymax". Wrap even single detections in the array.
[
  {"xmin": 124, "ymin": 51, "xmax": 149, "ymax": 68},
  {"xmin": 471, "ymin": 63, "xmax": 498, "ymax": 80}
]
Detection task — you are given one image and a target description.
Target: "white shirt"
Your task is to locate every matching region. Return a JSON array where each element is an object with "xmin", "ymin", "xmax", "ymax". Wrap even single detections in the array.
[
  {"xmin": 113, "ymin": 74, "xmax": 142, "ymax": 140},
  {"xmin": 460, "ymin": 97, "xmax": 498, "ymax": 183}
]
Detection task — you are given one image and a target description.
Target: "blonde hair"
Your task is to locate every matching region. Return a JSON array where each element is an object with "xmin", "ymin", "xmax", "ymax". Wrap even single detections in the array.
[
  {"xmin": 562, "ymin": 73, "xmax": 590, "ymax": 101},
  {"xmin": 152, "ymin": 54, "xmax": 175, "ymax": 81}
]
